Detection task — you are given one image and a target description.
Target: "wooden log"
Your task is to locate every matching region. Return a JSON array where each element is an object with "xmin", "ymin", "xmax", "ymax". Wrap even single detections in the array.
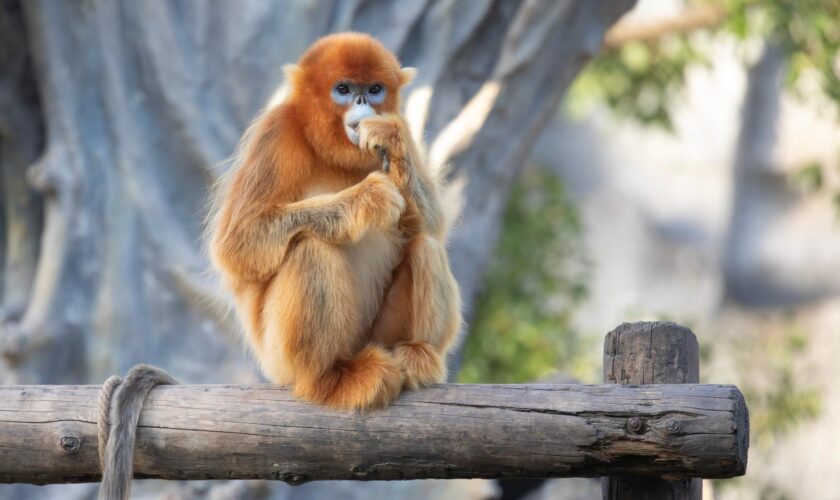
[
  {"xmin": 0, "ymin": 382, "xmax": 747, "ymax": 485},
  {"xmin": 602, "ymin": 322, "xmax": 731, "ymax": 500}
]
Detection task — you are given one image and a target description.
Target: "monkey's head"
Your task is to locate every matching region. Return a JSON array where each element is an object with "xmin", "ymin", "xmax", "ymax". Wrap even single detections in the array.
[{"xmin": 285, "ymin": 33, "xmax": 415, "ymax": 168}]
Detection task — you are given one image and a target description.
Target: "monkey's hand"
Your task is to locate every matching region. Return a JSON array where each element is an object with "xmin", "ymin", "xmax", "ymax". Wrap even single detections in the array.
[
  {"xmin": 353, "ymin": 171, "xmax": 405, "ymax": 232},
  {"xmin": 358, "ymin": 114, "xmax": 447, "ymax": 238},
  {"xmin": 358, "ymin": 114, "xmax": 410, "ymax": 188}
]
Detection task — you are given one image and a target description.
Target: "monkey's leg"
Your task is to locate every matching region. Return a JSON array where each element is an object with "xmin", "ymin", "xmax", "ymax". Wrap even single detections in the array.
[
  {"xmin": 261, "ymin": 238, "xmax": 403, "ymax": 410},
  {"xmin": 370, "ymin": 235, "xmax": 461, "ymax": 389}
]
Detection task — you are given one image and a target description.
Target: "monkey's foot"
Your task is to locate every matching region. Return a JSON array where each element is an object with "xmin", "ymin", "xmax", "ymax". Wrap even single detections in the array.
[
  {"xmin": 394, "ymin": 341, "xmax": 446, "ymax": 390},
  {"xmin": 298, "ymin": 344, "xmax": 403, "ymax": 410}
]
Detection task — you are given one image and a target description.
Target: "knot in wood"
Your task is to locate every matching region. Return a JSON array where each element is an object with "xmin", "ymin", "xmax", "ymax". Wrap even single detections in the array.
[
  {"xmin": 625, "ymin": 417, "xmax": 643, "ymax": 434},
  {"xmin": 59, "ymin": 435, "xmax": 81, "ymax": 454},
  {"xmin": 279, "ymin": 472, "xmax": 310, "ymax": 485},
  {"xmin": 351, "ymin": 464, "xmax": 369, "ymax": 477},
  {"xmin": 665, "ymin": 419, "xmax": 681, "ymax": 434}
]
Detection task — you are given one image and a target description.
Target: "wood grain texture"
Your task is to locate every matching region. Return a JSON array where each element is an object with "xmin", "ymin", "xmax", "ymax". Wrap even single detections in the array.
[
  {"xmin": 603, "ymin": 322, "xmax": 725, "ymax": 500},
  {"xmin": 604, "ymin": 322, "xmax": 700, "ymax": 386},
  {"xmin": 0, "ymin": 383, "xmax": 747, "ymax": 485}
]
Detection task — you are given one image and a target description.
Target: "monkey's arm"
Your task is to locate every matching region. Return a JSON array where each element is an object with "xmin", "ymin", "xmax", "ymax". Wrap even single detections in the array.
[
  {"xmin": 211, "ymin": 172, "xmax": 404, "ymax": 280},
  {"xmin": 279, "ymin": 174, "xmax": 405, "ymax": 244},
  {"xmin": 359, "ymin": 114, "xmax": 446, "ymax": 238},
  {"xmin": 395, "ymin": 151, "xmax": 446, "ymax": 238}
]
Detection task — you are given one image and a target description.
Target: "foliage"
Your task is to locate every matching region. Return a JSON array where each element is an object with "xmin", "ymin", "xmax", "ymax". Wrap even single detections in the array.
[
  {"xmin": 569, "ymin": 36, "xmax": 706, "ymax": 130},
  {"xmin": 732, "ymin": 319, "xmax": 821, "ymax": 448},
  {"xmin": 722, "ymin": 0, "xmax": 840, "ymax": 102},
  {"xmin": 788, "ymin": 161, "xmax": 824, "ymax": 193},
  {"xmin": 569, "ymin": 0, "xmax": 840, "ymax": 128},
  {"xmin": 788, "ymin": 159, "xmax": 840, "ymax": 219},
  {"xmin": 458, "ymin": 168, "xmax": 591, "ymax": 384},
  {"xmin": 743, "ymin": 323, "xmax": 822, "ymax": 448},
  {"xmin": 712, "ymin": 319, "xmax": 821, "ymax": 495}
]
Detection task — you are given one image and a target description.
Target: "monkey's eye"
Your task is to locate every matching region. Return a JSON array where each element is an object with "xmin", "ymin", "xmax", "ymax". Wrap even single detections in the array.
[
  {"xmin": 368, "ymin": 85, "xmax": 382, "ymax": 95},
  {"xmin": 335, "ymin": 84, "xmax": 351, "ymax": 95}
]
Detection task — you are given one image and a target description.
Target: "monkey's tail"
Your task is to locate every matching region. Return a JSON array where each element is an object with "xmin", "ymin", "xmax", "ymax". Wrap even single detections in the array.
[{"xmin": 98, "ymin": 364, "xmax": 178, "ymax": 500}]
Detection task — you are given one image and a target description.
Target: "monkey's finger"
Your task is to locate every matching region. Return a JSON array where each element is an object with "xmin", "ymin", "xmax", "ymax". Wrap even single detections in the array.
[
  {"xmin": 357, "ymin": 131, "xmax": 373, "ymax": 154},
  {"xmin": 376, "ymin": 146, "xmax": 389, "ymax": 172}
]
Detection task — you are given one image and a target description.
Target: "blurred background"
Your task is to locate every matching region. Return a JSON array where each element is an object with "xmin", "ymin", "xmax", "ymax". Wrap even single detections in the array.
[{"xmin": 1, "ymin": 0, "xmax": 839, "ymax": 499}]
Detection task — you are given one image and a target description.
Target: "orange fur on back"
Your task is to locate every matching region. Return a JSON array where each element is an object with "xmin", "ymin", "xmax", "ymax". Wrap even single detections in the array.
[{"xmin": 209, "ymin": 33, "xmax": 460, "ymax": 410}]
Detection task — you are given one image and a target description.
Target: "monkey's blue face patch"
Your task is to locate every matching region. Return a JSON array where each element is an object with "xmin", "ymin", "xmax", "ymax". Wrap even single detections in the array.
[
  {"xmin": 331, "ymin": 82, "xmax": 387, "ymax": 107},
  {"xmin": 333, "ymin": 81, "xmax": 388, "ymax": 145},
  {"xmin": 366, "ymin": 84, "xmax": 386, "ymax": 105}
]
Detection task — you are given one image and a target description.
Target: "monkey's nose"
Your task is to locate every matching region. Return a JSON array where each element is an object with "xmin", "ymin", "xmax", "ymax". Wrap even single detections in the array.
[{"xmin": 356, "ymin": 95, "xmax": 368, "ymax": 105}]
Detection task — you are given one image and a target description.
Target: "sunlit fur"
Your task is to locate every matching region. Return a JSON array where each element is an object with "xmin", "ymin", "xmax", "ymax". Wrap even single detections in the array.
[{"xmin": 209, "ymin": 33, "xmax": 461, "ymax": 410}]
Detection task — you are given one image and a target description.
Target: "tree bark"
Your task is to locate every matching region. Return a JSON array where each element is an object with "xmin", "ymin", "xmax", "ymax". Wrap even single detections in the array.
[
  {"xmin": 0, "ymin": 383, "xmax": 748, "ymax": 485},
  {"xmin": 0, "ymin": 0, "xmax": 635, "ymax": 386}
]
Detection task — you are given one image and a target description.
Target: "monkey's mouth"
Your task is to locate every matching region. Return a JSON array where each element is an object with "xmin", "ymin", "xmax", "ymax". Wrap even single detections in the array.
[
  {"xmin": 343, "ymin": 103, "xmax": 375, "ymax": 146},
  {"xmin": 345, "ymin": 121, "xmax": 361, "ymax": 145}
]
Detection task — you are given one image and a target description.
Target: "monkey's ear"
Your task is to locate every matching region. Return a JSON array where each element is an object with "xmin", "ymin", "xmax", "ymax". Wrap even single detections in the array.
[
  {"xmin": 283, "ymin": 64, "xmax": 301, "ymax": 83},
  {"xmin": 399, "ymin": 67, "xmax": 417, "ymax": 86}
]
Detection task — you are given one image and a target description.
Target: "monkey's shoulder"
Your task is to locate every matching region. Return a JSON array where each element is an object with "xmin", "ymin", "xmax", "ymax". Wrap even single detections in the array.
[
  {"xmin": 245, "ymin": 104, "xmax": 318, "ymax": 180},
  {"xmin": 255, "ymin": 104, "xmax": 309, "ymax": 150}
]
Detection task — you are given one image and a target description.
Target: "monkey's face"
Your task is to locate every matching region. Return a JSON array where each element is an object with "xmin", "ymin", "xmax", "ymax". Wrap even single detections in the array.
[
  {"xmin": 289, "ymin": 33, "xmax": 414, "ymax": 168},
  {"xmin": 332, "ymin": 81, "xmax": 387, "ymax": 145}
]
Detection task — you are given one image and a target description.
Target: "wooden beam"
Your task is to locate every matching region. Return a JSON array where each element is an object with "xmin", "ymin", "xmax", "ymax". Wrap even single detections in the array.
[{"xmin": 0, "ymin": 382, "xmax": 747, "ymax": 485}]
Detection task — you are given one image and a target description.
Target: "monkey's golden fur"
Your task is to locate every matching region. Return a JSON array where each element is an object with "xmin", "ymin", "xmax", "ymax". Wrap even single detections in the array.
[{"xmin": 209, "ymin": 33, "xmax": 461, "ymax": 409}]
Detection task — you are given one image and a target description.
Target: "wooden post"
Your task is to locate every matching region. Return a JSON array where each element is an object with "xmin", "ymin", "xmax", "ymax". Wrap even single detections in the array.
[{"xmin": 603, "ymin": 321, "xmax": 705, "ymax": 499}]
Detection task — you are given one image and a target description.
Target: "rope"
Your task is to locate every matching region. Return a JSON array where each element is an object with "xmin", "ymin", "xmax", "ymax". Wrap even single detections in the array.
[
  {"xmin": 97, "ymin": 375, "xmax": 123, "ymax": 471},
  {"xmin": 96, "ymin": 365, "xmax": 178, "ymax": 500}
]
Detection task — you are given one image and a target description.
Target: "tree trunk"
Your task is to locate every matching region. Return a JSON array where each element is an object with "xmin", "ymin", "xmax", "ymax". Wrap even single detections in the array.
[
  {"xmin": 0, "ymin": 2, "xmax": 638, "ymax": 498},
  {"xmin": 0, "ymin": 0, "xmax": 634, "ymax": 385},
  {"xmin": 722, "ymin": 41, "xmax": 787, "ymax": 305}
]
